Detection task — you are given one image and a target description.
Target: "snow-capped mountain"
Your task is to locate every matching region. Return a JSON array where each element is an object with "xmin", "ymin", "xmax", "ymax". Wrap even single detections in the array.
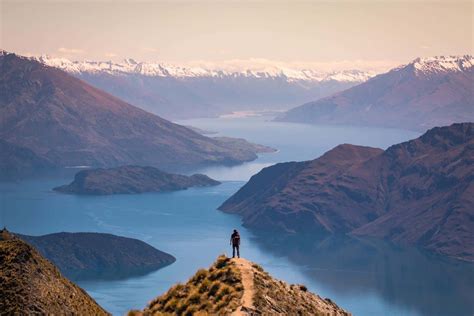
[
  {"xmin": 35, "ymin": 55, "xmax": 374, "ymax": 83},
  {"xmin": 278, "ymin": 55, "xmax": 474, "ymax": 131},
  {"xmin": 16, "ymin": 53, "xmax": 373, "ymax": 119},
  {"xmin": 409, "ymin": 55, "xmax": 473, "ymax": 76}
]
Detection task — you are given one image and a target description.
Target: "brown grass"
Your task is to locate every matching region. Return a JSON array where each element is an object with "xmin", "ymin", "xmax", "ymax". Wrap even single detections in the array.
[
  {"xmin": 252, "ymin": 263, "xmax": 350, "ymax": 316},
  {"xmin": 135, "ymin": 255, "xmax": 243, "ymax": 316}
]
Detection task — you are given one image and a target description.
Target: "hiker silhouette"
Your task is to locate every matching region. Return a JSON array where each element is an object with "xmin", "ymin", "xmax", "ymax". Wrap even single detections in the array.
[{"xmin": 230, "ymin": 229, "xmax": 241, "ymax": 258}]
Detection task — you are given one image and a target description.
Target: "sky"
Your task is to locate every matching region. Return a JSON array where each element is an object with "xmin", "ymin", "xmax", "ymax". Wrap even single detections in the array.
[{"xmin": 1, "ymin": 0, "xmax": 473, "ymax": 72}]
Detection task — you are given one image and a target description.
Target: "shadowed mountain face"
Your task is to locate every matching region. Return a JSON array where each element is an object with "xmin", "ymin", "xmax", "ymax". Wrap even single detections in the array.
[
  {"xmin": 278, "ymin": 56, "xmax": 474, "ymax": 131},
  {"xmin": 54, "ymin": 165, "xmax": 220, "ymax": 195},
  {"xmin": 17, "ymin": 232, "xmax": 176, "ymax": 280},
  {"xmin": 220, "ymin": 123, "xmax": 474, "ymax": 262},
  {"xmin": 0, "ymin": 230, "xmax": 109, "ymax": 315},
  {"xmin": 0, "ymin": 52, "xmax": 269, "ymax": 175}
]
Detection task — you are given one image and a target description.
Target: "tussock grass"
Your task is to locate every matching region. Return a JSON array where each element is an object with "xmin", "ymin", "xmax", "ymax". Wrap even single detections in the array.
[
  {"xmin": 135, "ymin": 255, "xmax": 243, "ymax": 316},
  {"xmin": 252, "ymin": 263, "xmax": 351, "ymax": 316}
]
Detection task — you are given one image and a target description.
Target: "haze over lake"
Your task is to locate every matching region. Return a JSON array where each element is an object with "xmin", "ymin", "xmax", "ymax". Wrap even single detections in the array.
[{"xmin": 2, "ymin": 116, "xmax": 473, "ymax": 316}]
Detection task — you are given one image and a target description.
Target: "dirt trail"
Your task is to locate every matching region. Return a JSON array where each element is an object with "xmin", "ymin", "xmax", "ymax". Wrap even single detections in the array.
[{"xmin": 231, "ymin": 258, "xmax": 255, "ymax": 316}]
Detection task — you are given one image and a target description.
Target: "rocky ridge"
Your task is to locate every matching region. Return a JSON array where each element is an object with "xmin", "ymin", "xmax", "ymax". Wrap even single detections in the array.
[
  {"xmin": 0, "ymin": 229, "xmax": 109, "ymax": 315},
  {"xmin": 130, "ymin": 255, "xmax": 350, "ymax": 316}
]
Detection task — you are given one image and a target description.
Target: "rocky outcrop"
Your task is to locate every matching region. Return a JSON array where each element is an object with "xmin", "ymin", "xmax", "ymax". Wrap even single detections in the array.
[
  {"xmin": 54, "ymin": 165, "xmax": 220, "ymax": 195},
  {"xmin": 0, "ymin": 52, "xmax": 272, "ymax": 176},
  {"xmin": 220, "ymin": 123, "xmax": 474, "ymax": 262},
  {"xmin": 0, "ymin": 229, "xmax": 109, "ymax": 315},
  {"xmin": 130, "ymin": 255, "xmax": 349, "ymax": 315},
  {"xmin": 17, "ymin": 232, "xmax": 176, "ymax": 280},
  {"xmin": 278, "ymin": 56, "xmax": 474, "ymax": 131}
]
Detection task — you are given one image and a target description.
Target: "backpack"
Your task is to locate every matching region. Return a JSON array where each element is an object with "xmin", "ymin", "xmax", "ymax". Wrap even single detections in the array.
[{"xmin": 232, "ymin": 233, "xmax": 240, "ymax": 245}]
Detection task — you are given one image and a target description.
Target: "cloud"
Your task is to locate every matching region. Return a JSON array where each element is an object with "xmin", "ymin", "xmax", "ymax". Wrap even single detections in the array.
[
  {"xmin": 58, "ymin": 47, "xmax": 85, "ymax": 54},
  {"xmin": 104, "ymin": 52, "xmax": 118, "ymax": 58},
  {"xmin": 420, "ymin": 45, "xmax": 431, "ymax": 49}
]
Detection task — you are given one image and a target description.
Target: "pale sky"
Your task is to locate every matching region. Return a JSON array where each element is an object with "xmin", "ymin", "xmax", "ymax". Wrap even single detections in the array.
[{"xmin": 1, "ymin": 0, "xmax": 473, "ymax": 71}]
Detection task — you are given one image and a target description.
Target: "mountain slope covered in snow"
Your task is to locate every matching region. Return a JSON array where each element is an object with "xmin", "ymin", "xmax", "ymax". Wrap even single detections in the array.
[
  {"xmin": 278, "ymin": 55, "xmax": 474, "ymax": 131},
  {"xmin": 34, "ymin": 55, "xmax": 374, "ymax": 119}
]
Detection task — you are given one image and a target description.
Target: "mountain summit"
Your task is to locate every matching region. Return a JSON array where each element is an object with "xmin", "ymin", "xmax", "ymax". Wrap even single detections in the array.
[
  {"xmin": 35, "ymin": 55, "xmax": 373, "ymax": 83},
  {"xmin": 409, "ymin": 55, "xmax": 473, "ymax": 76},
  {"xmin": 130, "ymin": 255, "xmax": 350, "ymax": 315},
  {"xmin": 278, "ymin": 55, "xmax": 474, "ymax": 131}
]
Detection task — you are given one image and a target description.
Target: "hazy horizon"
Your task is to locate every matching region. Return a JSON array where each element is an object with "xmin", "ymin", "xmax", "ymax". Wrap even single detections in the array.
[{"xmin": 2, "ymin": 0, "xmax": 473, "ymax": 72}]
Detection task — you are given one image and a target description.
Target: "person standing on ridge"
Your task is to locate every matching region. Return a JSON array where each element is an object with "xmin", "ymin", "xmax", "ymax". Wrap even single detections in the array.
[{"xmin": 230, "ymin": 229, "xmax": 240, "ymax": 258}]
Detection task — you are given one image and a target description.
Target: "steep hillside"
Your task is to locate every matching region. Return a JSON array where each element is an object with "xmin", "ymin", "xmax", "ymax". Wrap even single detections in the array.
[
  {"xmin": 0, "ymin": 52, "xmax": 270, "ymax": 174},
  {"xmin": 130, "ymin": 255, "xmax": 349, "ymax": 315},
  {"xmin": 17, "ymin": 232, "xmax": 175, "ymax": 280},
  {"xmin": 0, "ymin": 139, "xmax": 55, "ymax": 179},
  {"xmin": 36, "ymin": 55, "xmax": 372, "ymax": 119},
  {"xmin": 220, "ymin": 123, "xmax": 474, "ymax": 261},
  {"xmin": 0, "ymin": 229, "xmax": 109, "ymax": 315},
  {"xmin": 278, "ymin": 55, "xmax": 474, "ymax": 131},
  {"xmin": 54, "ymin": 165, "xmax": 220, "ymax": 195}
]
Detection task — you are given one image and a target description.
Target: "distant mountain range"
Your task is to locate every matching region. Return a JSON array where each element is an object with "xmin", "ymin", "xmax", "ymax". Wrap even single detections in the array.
[
  {"xmin": 36, "ymin": 55, "xmax": 373, "ymax": 82},
  {"xmin": 35, "ymin": 55, "xmax": 374, "ymax": 119},
  {"xmin": 278, "ymin": 55, "xmax": 474, "ymax": 131},
  {"xmin": 0, "ymin": 52, "xmax": 272, "ymax": 177},
  {"xmin": 219, "ymin": 123, "xmax": 474, "ymax": 262}
]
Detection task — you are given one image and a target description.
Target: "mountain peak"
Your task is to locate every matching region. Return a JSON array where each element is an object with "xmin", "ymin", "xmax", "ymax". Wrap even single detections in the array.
[
  {"xmin": 130, "ymin": 255, "xmax": 350, "ymax": 315},
  {"xmin": 32, "ymin": 54, "xmax": 373, "ymax": 82},
  {"xmin": 408, "ymin": 55, "xmax": 473, "ymax": 76},
  {"xmin": 278, "ymin": 55, "xmax": 474, "ymax": 130}
]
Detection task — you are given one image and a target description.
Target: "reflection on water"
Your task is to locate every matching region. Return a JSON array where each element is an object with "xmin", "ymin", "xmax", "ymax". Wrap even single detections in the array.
[{"xmin": 251, "ymin": 233, "xmax": 474, "ymax": 316}]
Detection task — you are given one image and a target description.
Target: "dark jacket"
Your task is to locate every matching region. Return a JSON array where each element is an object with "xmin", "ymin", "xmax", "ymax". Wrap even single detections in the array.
[{"xmin": 230, "ymin": 232, "xmax": 240, "ymax": 246}]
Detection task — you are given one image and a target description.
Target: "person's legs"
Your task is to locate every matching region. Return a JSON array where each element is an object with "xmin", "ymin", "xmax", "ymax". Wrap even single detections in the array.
[
  {"xmin": 232, "ymin": 245, "xmax": 236, "ymax": 258},
  {"xmin": 237, "ymin": 245, "xmax": 240, "ymax": 258}
]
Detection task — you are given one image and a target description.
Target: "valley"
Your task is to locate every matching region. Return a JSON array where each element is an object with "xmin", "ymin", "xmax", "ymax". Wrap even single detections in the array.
[{"xmin": 2, "ymin": 2, "xmax": 472, "ymax": 315}]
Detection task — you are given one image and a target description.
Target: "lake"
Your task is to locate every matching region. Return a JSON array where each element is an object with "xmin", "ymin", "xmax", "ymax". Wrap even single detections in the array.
[{"xmin": 1, "ymin": 116, "xmax": 473, "ymax": 316}]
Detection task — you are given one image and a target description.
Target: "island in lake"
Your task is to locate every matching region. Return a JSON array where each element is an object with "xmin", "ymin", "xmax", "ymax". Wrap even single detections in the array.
[
  {"xmin": 54, "ymin": 165, "xmax": 221, "ymax": 195},
  {"xmin": 17, "ymin": 231, "xmax": 176, "ymax": 280}
]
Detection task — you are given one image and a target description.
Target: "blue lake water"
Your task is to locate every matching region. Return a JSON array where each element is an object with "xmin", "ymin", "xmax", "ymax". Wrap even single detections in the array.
[{"xmin": 1, "ymin": 116, "xmax": 473, "ymax": 316}]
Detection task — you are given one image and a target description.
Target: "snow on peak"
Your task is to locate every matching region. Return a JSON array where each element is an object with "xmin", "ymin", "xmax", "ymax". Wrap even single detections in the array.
[
  {"xmin": 34, "ymin": 56, "xmax": 374, "ymax": 83},
  {"xmin": 409, "ymin": 55, "xmax": 473, "ymax": 75}
]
